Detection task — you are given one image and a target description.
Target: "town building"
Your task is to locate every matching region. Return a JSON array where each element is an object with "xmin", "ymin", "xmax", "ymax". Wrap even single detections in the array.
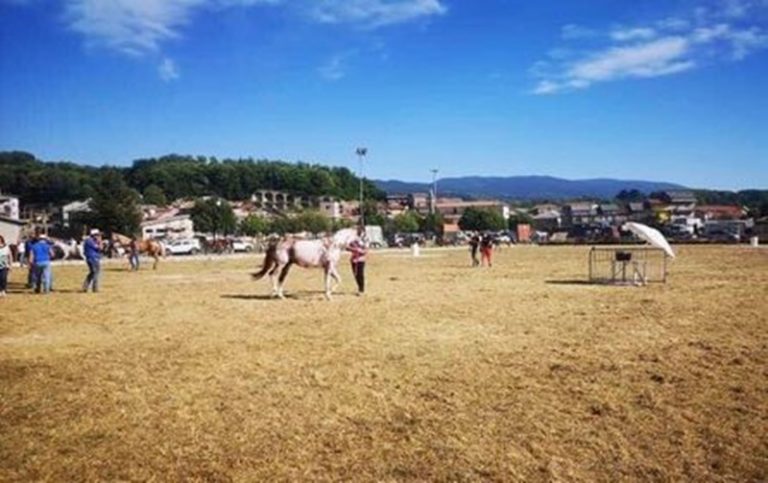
[
  {"xmin": 0, "ymin": 191, "xmax": 20, "ymax": 220},
  {"xmin": 61, "ymin": 199, "xmax": 92, "ymax": 228},
  {"xmin": 434, "ymin": 199, "xmax": 508, "ymax": 224},
  {"xmin": 141, "ymin": 211, "xmax": 195, "ymax": 240},
  {"xmin": 0, "ymin": 216, "xmax": 26, "ymax": 245},
  {"xmin": 695, "ymin": 205, "xmax": 746, "ymax": 221}
]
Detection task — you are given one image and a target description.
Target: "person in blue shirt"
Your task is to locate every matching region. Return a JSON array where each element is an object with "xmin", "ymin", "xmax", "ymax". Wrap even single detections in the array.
[
  {"xmin": 82, "ymin": 228, "xmax": 103, "ymax": 293},
  {"xmin": 29, "ymin": 233, "xmax": 53, "ymax": 294}
]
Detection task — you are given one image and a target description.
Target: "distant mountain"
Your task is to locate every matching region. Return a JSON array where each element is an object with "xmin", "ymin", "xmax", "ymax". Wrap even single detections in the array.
[{"xmin": 374, "ymin": 176, "xmax": 687, "ymax": 201}]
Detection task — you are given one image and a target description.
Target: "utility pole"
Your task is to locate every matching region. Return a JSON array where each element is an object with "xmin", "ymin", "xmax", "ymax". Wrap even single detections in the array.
[
  {"xmin": 430, "ymin": 168, "xmax": 439, "ymax": 214},
  {"xmin": 356, "ymin": 147, "xmax": 368, "ymax": 226}
]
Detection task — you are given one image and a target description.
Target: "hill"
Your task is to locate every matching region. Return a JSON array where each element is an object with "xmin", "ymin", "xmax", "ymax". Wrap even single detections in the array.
[{"xmin": 375, "ymin": 176, "xmax": 686, "ymax": 201}]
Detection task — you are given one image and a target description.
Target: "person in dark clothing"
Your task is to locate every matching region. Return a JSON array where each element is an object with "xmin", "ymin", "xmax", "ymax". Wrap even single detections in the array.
[
  {"xmin": 347, "ymin": 226, "xmax": 368, "ymax": 295},
  {"xmin": 82, "ymin": 229, "xmax": 102, "ymax": 292},
  {"xmin": 469, "ymin": 234, "xmax": 480, "ymax": 267},
  {"xmin": 129, "ymin": 237, "xmax": 140, "ymax": 271}
]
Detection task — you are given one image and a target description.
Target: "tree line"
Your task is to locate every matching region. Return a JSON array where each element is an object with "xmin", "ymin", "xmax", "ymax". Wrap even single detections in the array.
[{"xmin": 0, "ymin": 151, "xmax": 384, "ymax": 207}]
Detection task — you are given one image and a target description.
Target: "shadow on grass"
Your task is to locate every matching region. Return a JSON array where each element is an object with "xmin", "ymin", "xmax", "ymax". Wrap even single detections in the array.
[
  {"xmin": 221, "ymin": 290, "xmax": 353, "ymax": 301},
  {"xmin": 221, "ymin": 294, "xmax": 283, "ymax": 300},
  {"xmin": 545, "ymin": 279, "xmax": 594, "ymax": 285}
]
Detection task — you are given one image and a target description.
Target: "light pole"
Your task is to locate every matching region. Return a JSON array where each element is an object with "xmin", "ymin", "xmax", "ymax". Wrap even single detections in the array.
[
  {"xmin": 356, "ymin": 147, "xmax": 367, "ymax": 226},
  {"xmin": 430, "ymin": 168, "xmax": 439, "ymax": 214}
]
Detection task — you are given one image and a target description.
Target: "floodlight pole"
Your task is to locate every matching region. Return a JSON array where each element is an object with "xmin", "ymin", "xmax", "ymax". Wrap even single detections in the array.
[
  {"xmin": 430, "ymin": 168, "xmax": 439, "ymax": 214},
  {"xmin": 356, "ymin": 147, "xmax": 367, "ymax": 226}
]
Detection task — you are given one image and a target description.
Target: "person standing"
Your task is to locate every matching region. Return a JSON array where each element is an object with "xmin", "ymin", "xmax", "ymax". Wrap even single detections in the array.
[
  {"xmin": 129, "ymin": 237, "xmax": 140, "ymax": 271},
  {"xmin": 480, "ymin": 233, "xmax": 494, "ymax": 267},
  {"xmin": 469, "ymin": 234, "xmax": 480, "ymax": 267},
  {"xmin": 0, "ymin": 235, "xmax": 11, "ymax": 297},
  {"xmin": 347, "ymin": 226, "xmax": 368, "ymax": 295},
  {"xmin": 23, "ymin": 235, "xmax": 35, "ymax": 288},
  {"xmin": 29, "ymin": 233, "xmax": 53, "ymax": 293},
  {"xmin": 83, "ymin": 229, "xmax": 103, "ymax": 292}
]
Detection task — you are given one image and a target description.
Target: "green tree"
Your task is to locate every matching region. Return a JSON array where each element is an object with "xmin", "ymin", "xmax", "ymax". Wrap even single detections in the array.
[
  {"xmin": 294, "ymin": 211, "xmax": 332, "ymax": 234},
  {"xmin": 393, "ymin": 212, "xmax": 420, "ymax": 233},
  {"xmin": 615, "ymin": 189, "xmax": 646, "ymax": 203},
  {"xmin": 269, "ymin": 217, "xmax": 299, "ymax": 235},
  {"xmin": 458, "ymin": 207, "xmax": 506, "ymax": 232},
  {"xmin": 240, "ymin": 215, "xmax": 270, "ymax": 236},
  {"xmin": 190, "ymin": 198, "xmax": 237, "ymax": 238},
  {"xmin": 420, "ymin": 212, "xmax": 445, "ymax": 235},
  {"xmin": 507, "ymin": 210, "xmax": 533, "ymax": 230},
  {"xmin": 89, "ymin": 169, "xmax": 142, "ymax": 236},
  {"xmin": 362, "ymin": 200, "xmax": 386, "ymax": 227},
  {"xmin": 143, "ymin": 184, "xmax": 168, "ymax": 206}
]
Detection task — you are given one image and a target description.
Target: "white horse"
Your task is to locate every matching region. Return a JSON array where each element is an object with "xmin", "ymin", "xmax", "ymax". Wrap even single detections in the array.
[{"xmin": 252, "ymin": 228, "xmax": 359, "ymax": 300}]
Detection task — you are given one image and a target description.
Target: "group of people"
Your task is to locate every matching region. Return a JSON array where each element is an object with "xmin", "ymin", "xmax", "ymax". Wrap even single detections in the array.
[
  {"xmin": 468, "ymin": 233, "xmax": 495, "ymax": 267},
  {"xmin": 0, "ymin": 229, "xmax": 104, "ymax": 297}
]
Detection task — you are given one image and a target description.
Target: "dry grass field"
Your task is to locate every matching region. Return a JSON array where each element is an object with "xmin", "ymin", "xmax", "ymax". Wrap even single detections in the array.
[{"xmin": 1, "ymin": 245, "xmax": 767, "ymax": 481}]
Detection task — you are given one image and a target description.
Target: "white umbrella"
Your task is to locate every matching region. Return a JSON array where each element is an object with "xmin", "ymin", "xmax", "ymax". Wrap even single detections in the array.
[{"xmin": 623, "ymin": 222, "xmax": 676, "ymax": 258}]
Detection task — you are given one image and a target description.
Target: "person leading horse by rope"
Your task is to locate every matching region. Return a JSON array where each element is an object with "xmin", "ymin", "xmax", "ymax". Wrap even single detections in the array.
[{"xmin": 346, "ymin": 225, "xmax": 368, "ymax": 296}]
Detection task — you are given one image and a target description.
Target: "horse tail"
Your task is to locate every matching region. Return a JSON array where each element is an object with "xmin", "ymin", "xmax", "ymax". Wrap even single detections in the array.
[{"xmin": 252, "ymin": 242, "xmax": 277, "ymax": 280}]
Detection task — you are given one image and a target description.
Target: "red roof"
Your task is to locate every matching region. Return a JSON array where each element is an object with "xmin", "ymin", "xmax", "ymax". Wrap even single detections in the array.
[{"xmin": 696, "ymin": 205, "xmax": 744, "ymax": 219}]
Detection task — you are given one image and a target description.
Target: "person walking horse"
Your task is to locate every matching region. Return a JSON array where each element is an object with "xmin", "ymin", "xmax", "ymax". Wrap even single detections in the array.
[
  {"xmin": 83, "ymin": 229, "xmax": 102, "ymax": 293},
  {"xmin": 347, "ymin": 226, "xmax": 368, "ymax": 295}
]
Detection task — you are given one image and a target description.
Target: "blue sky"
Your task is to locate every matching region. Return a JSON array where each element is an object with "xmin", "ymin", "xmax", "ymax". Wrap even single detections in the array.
[{"xmin": 1, "ymin": 0, "xmax": 767, "ymax": 190}]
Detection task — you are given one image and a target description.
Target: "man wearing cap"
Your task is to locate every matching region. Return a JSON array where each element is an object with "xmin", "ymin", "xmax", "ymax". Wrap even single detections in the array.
[
  {"xmin": 29, "ymin": 232, "xmax": 53, "ymax": 293},
  {"xmin": 83, "ymin": 228, "xmax": 102, "ymax": 293}
]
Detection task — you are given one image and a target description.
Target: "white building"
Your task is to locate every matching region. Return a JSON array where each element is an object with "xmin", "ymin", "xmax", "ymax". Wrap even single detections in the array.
[
  {"xmin": 0, "ymin": 216, "xmax": 26, "ymax": 245},
  {"xmin": 61, "ymin": 199, "xmax": 92, "ymax": 227},
  {"xmin": 141, "ymin": 214, "xmax": 194, "ymax": 240},
  {"xmin": 0, "ymin": 191, "xmax": 20, "ymax": 220}
]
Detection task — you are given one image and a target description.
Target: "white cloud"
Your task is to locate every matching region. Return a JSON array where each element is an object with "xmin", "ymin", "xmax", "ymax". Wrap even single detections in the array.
[
  {"xmin": 64, "ymin": 0, "xmax": 204, "ymax": 56},
  {"xmin": 0, "ymin": 0, "xmax": 446, "ymax": 81},
  {"xmin": 561, "ymin": 24, "xmax": 597, "ymax": 40},
  {"xmin": 310, "ymin": 0, "xmax": 446, "ymax": 28},
  {"xmin": 610, "ymin": 27, "xmax": 657, "ymax": 42},
  {"xmin": 61, "ymin": 0, "xmax": 445, "ymax": 57},
  {"xmin": 318, "ymin": 52, "xmax": 352, "ymax": 81},
  {"xmin": 158, "ymin": 57, "xmax": 180, "ymax": 81},
  {"xmin": 570, "ymin": 37, "xmax": 692, "ymax": 82},
  {"xmin": 532, "ymin": 2, "xmax": 768, "ymax": 94}
]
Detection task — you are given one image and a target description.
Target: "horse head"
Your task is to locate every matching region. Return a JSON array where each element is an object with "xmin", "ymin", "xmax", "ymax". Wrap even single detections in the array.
[{"xmin": 331, "ymin": 228, "xmax": 359, "ymax": 248}]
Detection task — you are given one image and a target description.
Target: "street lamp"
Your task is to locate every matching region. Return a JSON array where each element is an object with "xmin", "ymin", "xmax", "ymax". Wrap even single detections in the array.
[
  {"xmin": 430, "ymin": 168, "xmax": 439, "ymax": 214},
  {"xmin": 356, "ymin": 147, "xmax": 367, "ymax": 226}
]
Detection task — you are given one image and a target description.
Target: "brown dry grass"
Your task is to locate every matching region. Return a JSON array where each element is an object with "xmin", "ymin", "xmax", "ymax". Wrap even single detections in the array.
[{"xmin": 1, "ymin": 246, "xmax": 767, "ymax": 481}]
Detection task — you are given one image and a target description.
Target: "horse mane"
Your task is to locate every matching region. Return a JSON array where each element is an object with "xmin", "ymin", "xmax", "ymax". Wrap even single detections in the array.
[{"xmin": 111, "ymin": 232, "xmax": 132, "ymax": 245}]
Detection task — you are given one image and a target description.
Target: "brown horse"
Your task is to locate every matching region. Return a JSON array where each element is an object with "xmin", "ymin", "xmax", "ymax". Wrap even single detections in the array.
[{"xmin": 111, "ymin": 233, "xmax": 165, "ymax": 269}]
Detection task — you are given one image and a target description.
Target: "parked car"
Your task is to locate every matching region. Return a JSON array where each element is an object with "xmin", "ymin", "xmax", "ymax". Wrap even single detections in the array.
[
  {"xmin": 166, "ymin": 238, "xmax": 202, "ymax": 255},
  {"xmin": 232, "ymin": 238, "xmax": 255, "ymax": 252}
]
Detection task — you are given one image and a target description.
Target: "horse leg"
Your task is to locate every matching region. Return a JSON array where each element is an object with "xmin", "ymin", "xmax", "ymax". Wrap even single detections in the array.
[
  {"xmin": 152, "ymin": 251, "xmax": 159, "ymax": 270},
  {"xmin": 330, "ymin": 264, "xmax": 342, "ymax": 293},
  {"xmin": 277, "ymin": 262, "xmax": 293, "ymax": 299},
  {"xmin": 269, "ymin": 262, "xmax": 282, "ymax": 298},
  {"xmin": 324, "ymin": 266, "xmax": 333, "ymax": 301}
]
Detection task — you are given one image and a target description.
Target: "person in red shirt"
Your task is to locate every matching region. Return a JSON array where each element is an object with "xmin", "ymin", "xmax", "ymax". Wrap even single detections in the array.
[
  {"xmin": 346, "ymin": 226, "xmax": 368, "ymax": 295},
  {"xmin": 480, "ymin": 233, "xmax": 494, "ymax": 267}
]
